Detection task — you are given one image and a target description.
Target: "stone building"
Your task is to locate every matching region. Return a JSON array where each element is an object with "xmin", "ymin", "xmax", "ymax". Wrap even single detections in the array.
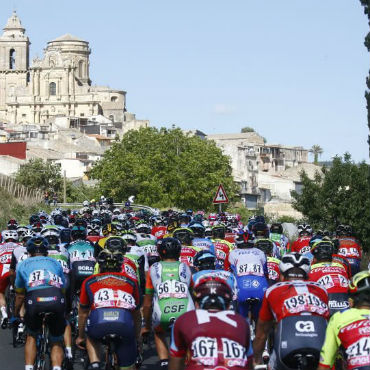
[{"xmin": 0, "ymin": 12, "xmax": 131, "ymax": 125}]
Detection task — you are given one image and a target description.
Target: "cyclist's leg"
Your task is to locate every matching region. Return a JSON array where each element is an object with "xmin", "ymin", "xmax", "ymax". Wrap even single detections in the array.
[
  {"xmin": 250, "ymin": 277, "xmax": 269, "ymax": 321},
  {"xmin": 0, "ymin": 270, "xmax": 10, "ymax": 325},
  {"xmin": 152, "ymin": 299, "xmax": 169, "ymax": 362},
  {"xmin": 235, "ymin": 277, "xmax": 252, "ymax": 319}
]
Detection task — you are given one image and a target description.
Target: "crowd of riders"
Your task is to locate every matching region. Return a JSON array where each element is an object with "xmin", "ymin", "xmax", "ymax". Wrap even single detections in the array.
[{"xmin": 0, "ymin": 197, "xmax": 368, "ymax": 370}]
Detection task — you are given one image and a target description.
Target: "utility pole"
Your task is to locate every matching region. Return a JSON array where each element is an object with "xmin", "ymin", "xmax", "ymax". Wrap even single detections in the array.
[{"xmin": 63, "ymin": 170, "xmax": 66, "ymax": 203}]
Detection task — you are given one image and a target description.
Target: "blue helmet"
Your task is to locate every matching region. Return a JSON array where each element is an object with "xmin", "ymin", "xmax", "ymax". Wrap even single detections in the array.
[{"xmin": 26, "ymin": 236, "xmax": 49, "ymax": 254}]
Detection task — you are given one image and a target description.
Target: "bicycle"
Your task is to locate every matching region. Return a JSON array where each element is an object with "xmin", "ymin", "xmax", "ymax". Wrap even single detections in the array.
[{"xmin": 34, "ymin": 312, "xmax": 51, "ymax": 370}]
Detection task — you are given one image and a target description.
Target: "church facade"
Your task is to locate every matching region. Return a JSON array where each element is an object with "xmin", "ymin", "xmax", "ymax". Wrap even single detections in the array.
[{"xmin": 0, "ymin": 12, "xmax": 126, "ymax": 125}]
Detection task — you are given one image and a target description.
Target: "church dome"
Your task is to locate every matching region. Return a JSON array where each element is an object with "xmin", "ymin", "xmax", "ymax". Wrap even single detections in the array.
[
  {"xmin": 50, "ymin": 33, "xmax": 86, "ymax": 43},
  {"xmin": 3, "ymin": 11, "xmax": 25, "ymax": 32}
]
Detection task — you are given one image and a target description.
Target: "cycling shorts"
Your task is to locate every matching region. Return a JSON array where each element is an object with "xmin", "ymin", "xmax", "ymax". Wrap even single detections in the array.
[
  {"xmin": 0, "ymin": 264, "xmax": 10, "ymax": 294},
  {"xmin": 347, "ymin": 258, "xmax": 361, "ymax": 276},
  {"xmin": 70, "ymin": 261, "xmax": 95, "ymax": 292},
  {"xmin": 236, "ymin": 276, "xmax": 268, "ymax": 318},
  {"xmin": 25, "ymin": 288, "xmax": 66, "ymax": 343},
  {"xmin": 87, "ymin": 308, "xmax": 136, "ymax": 368}
]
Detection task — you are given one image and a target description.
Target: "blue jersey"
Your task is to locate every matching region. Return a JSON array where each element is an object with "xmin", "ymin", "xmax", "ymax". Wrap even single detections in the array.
[
  {"xmin": 15, "ymin": 256, "xmax": 65, "ymax": 293},
  {"xmin": 192, "ymin": 237, "xmax": 215, "ymax": 252},
  {"xmin": 67, "ymin": 240, "xmax": 95, "ymax": 265}
]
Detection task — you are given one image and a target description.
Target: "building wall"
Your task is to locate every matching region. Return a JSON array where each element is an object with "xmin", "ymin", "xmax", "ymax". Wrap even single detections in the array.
[{"xmin": 0, "ymin": 141, "xmax": 26, "ymax": 159}]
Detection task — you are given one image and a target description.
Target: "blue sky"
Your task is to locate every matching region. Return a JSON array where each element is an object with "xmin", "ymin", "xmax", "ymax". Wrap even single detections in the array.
[{"xmin": 2, "ymin": 0, "xmax": 369, "ymax": 161}]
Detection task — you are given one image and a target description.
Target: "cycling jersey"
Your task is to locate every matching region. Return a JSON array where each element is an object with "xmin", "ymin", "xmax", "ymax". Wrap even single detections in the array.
[
  {"xmin": 48, "ymin": 245, "xmax": 70, "ymax": 274},
  {"xmin": 170, "ymin": 309, "xmax": 253, "ymax": 370},
  {"xmin": 270, "ymin": 233, "xmax": 290, "ymax": 255},
  {"xmin": 259, "ymin": 280, "xmax": 330, "ymax": 323},
  {"xmin": 319, "ymin": 308, "xmax": 370, "ymax": 370},
  {"xmin": 309, "ymin": 262, "xmax": 349, "ymax": 294},
  {"xmin": 179, "ymin": 245, "xmax": 201, "ymax": 267},
  {"xmin": 0, "ymin": 241, "xmax": 19, "ymax": 292},
  {"xmin": 267, "ymin": 256, "xmax": 281, "ymax": 283},
  {"xmin": 332, "ymin": 253, "xmax": 352, "ymax": 279},
  {"xmin": 145, "ymin": 261, "xmax": 194, "ymax": 331},
  {"xmin": 191, "ymin": 237, "xmax": 215, "ymax": 251},
  {"xmin": 15, "ymin": 256, "xmax": 65, "ymax": 293},
  {"xmin": 290, "ymin": 236, "xmax": 312, "ymax": 257},
  {"xmin": 211, "ymin": 238, "xmax": 234, "ymax": 269},
  {"xmin": 151, "ymin": 225, "xmax": 167, "ymax": 239},
  {"xmin": 9, "ymin": 245, "xmax": 28, "ymax": 271},
  {"xmin": 337, "ymin": 237, "xmax": 362, "ymax": 260},
  {"xmin": 80, "ymin": 271, "xmax": 140, "ymax": 311},
  {"xmin": 136, "ymin": 233, "xmax": 159, "ymax": 264}
]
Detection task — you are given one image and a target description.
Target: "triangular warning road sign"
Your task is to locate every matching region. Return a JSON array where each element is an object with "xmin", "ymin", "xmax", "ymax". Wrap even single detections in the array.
[{"xmin": 213, "ymin": 184, "xmax": 229, "ymax": 204}]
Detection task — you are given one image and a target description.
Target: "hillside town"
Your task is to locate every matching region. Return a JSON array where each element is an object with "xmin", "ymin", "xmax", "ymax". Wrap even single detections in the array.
[{"xmin": 0, "ymin": 12, "xmax": 320, "ymax": 217}]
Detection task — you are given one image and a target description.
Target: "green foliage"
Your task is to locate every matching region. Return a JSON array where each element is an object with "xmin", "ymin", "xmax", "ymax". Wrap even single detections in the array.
[
  {"xmin": 15, "ymin": 158, "xmax": 62, "ymax": 192},
  {"xmin": 291, "ymin": 153, "xmax": 370, "ymax": 252},
  {"xmin": 0, "ymin": 187, "xmax": 50, "ymax": 229},
  {"xmin": 90, "ymin": 127, "xmax": 238, "ymax": 210},
  {"xmin": 226, "ymin": 205, "xmax": 253, "ymax": 224},
  {"xmin": 241, "ymin": 126, "xmax": 255, "ymax": 133},
  {"xmin": 309, "ymin": 144, "xmax": 323, "ymax": 165},
  {"xmin": 276, "ymin": 215, "xmax": 299, "ymax": 224},
  {"xmin": 66, "ymin": 182, "xmax": 99, "ymax": 203}
]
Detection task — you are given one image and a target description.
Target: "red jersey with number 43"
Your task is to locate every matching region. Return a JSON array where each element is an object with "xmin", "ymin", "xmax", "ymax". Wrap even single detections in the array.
[
  {"xmin": 79, "ymin": 271, "xmax": 140, "ymax": 311},
  {"xmin": 170, "ymin": 309, "xmax": 253, "ymax": 370},
  {"xmin": 309, "ymin": 262, "xmax": 349, "ymax": 294},
  {"xmin": 259, "ymin": 281, "xmax": 330, "ymax": 323},
  {"xmin": 290, "ymin": 236, "xmax": 311, "ymax": 254}
]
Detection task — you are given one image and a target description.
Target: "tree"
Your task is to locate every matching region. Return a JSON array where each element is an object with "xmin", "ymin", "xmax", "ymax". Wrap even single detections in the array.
[
  {"xmin": 291, "ymin": 153, "xmax": 370, "ymax": 252},
  {"xmin": 309, "ymin": 144, "xmax": 323, "ymax": 165},
  {"xmin": 15, "ymin": 158, "xmax": 62, "ymax": 192},
  {"xmin": 89, "ymin": 127, "xmax": 238, "ymax": 210},
  {"xmin": 241, "ymin": 126, "xmax": 255, "ymax": 133}
]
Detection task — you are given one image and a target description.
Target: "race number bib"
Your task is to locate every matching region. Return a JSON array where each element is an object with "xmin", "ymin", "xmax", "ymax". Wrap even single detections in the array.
[
  {"xmin": 123, "ymin": 264, "xmax": 137, "ymax": 280},
  {"xmin": 237, "ymin": 263, "xmax": 263, "ymax": 276},
  {"xmin": 28, "ymin": 269, "xmax": 45, "ymax": 287},
  {"xmin": 116, "ymin": 291, "xmax": 136, "ymax": 310},
  {"xmin": 216, "ymin": 249, "xmax": 226, "ymax": 261},
  {"xmin": 222, "ymin": 338, "xmax": 247, "ymax": 367},
  {"xmin": 284, "ymin": 293, "xmax": 328, "ymax": 315},
  {"xmin": 0, "ymin": 253, "xmax": 11, "ymax": 264},
  {"xmin": 94, "ymin": 288, "xmax": 115, "ymax": 308},
  {"xmin": 49, "ymin": 272, "xmax": 63, "ymax": 288},
  {"xmin": 191, "ymin": 337, "xmax": 218, "ymax": 367},
  {"xmin": 142, "ymin": 245, "xmax": 158, "ymax": 256},
  {"xmin": 157, "ymin": 280, "xmax": 188, "ymax": 299},
  {"xmin": 346, "ymin": 337, "xmax": 370, "ymax": 366},
  {"xmin": 70, "ymin": 249, "xmax": 93, "ymax": 262},
  {"xmin": 300, "ymin": 246, "xmax": 311, "ymax": 254}
]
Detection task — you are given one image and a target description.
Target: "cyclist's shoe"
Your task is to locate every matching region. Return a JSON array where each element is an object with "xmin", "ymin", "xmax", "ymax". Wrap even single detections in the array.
[
  {"xmin": 159, "ymin": 359, "xmax": 168, "ymax": 368},
  {"xmin": 255, "ymin": 365, "xmax": 267, "ymax": 370},
  {"xmin": 87, "ymin": 362, "xmax": 100, "ymax": 370},
  {"xmin": 262, "ymin": 349, "xmax": 270, "ymax": 364},
  {"xmin": 135, "ymin": 352, "xmax": 143, "ymax": 369},
  {"xmin": 1, "ymin": 316, "xmax": 8, "ymax": 329},
  {"xmin": 64, "ymin": 356, "xmax": 74, "ymax": 370}
]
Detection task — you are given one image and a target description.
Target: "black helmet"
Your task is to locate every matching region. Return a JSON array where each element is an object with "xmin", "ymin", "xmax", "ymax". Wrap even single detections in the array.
[
  {"xmin": 193, "ymin": 276, "xmax": 232, "ymax": 310},
  {"xmin": 270, "ymin": 223, "xmax": 283, "ymax": 234},
  {"xmin": 211, "ymin": 224, "xmax": 226, "ymax": 239},
  {"xmin": 255, "ymin": 238, "xmax": 274, "ymax": 255},
  {"xmin": 252, "ymin": 222, "xmax": 269, "ymax": 238},
  {"xmin": 188, "ymin": 223, "xmax": 205, "ymax": 238},
  {"xmin": 173, "ymin": 228, "xmax": 194, "ymax": 245},
  {"xmin": 157, "ymin": 237, "xmax": 181, "ymax": 260},
  {"xmin": 26, "ymin": 236, "xmax": 49, "ymax": 255},
  {"xmin": 71, "ymin": 225, "xmax": 87, "ymax": 240},
  {"xmin": 7, "ymin": 219, "xmax": 18, "ymax": 230},
  {"xmin": 193, "ymin": 250, "xmax": 216, "ymax": 271},
  {"xmin": 311, "ymin": 240, "xmax": 334, "ymax": 261},
  {"xmin": 60, "ymin": 228, "xmax": 72, "ymax": 244},
  {"xmin": 235, "ymin": 231, "xmax": 255, "ymax": 248},
  {"xmin": 29, "ymin": 214, "xmax": 40, "ymax": 225},
  {"xmin": 105, "ymin": 236, "xmax": 128, "ymax": 254},
  {"xmin": 97, "ymin": 249, "xmax": 124, "ymax": 272}
]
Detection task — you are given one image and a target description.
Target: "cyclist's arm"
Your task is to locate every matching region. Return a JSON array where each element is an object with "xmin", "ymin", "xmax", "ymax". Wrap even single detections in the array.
[
  {"xmin": 168, "ymin": 357, "xmax": 185, "ymax": 370},
  {"xmin": 318, "ymin": 317, "xmax": 340, "ymax": 369},
  {"xmin": 253, "ymin": 319, "xmax": 273, "ymax": 365},
  {"xmin": 143, "ymin": 270, "xmax": 154, "ymax": 330},
  {"xmin": 77, "ymin": 305, "xmax": 89, "ymax": 339}
]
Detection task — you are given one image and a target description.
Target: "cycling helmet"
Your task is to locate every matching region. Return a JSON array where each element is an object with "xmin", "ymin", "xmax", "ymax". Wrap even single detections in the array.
[
  {"xmin": 344, "ymin": 225, "xmax": 353, "ymax": 236},
  {"xmin": 252, "ymin": 222, "xmax": 269, "ymax": 239},
  {"xmin": 173, "ymin": 228, "xmax": 194, "ymax": 245},
  {"xmin": 102, "ymin": 223, "xmax": 117, "ymax": 237},
  {"xmin": 193, "ymin": 276, "xmax": 232, "ymax": 310},
  {"xmin": 280, "ymin": 253, "xmax": 310, "ymax": 279},
  {"xmin": 255, "ymin": 215, "xmax": 266, "ymax": 224},
  {"xmin": 7, "ymin": 219, "xmax": 18, "ymax": 230},
  {"xmin": 97, "ymin": 249, "xmax": 124, "ymax": 272},
  {"xmin": 74, "ymin": 218, "xmax": 88, "ymax": 228},
  {"xmin": 26, "ymin": 236, "xmax": 49, "ymax": 254},
  {"xmin": 188, "ymin": 223, "xmax": 205, "ymax": 238},
  {"xmin": 135, "ymin": 223, "xmax": 151, "ymax": 235},
  {"xmin": 298, "ymin": 223, "xmax": 313, "ymax": 237},
  {"xmin": 1, "ymin": 229, "xmax": 18, "ymax": 242},
  {"xmin": 157, "ymin": 237, "xmax": 181, "ymax": 259},
  {"xmin": 349, "ymin": 271, "xmax": 370, "ymax": 295},
  {"xmin": 104, "ymin": 236, "xmax": 128, "ymax": 254},
  {"xmin": 71, "ymin": 225, "xmax": 87, "ymax": 240},
  {"xmin": 21, "ymin": 229, "xmax": 34, "ymax": 243},
  {"xmin": 179, "ymin": 213, "xmax": 191, "ymax": 225},
  {"xmin": 311, "ymin": 240, "xmax": 334, "ymax": 261},
  {"xmin": 40, "ymin": 228, "xmax": 60, "ymax": 246},
  {"xmin": 112, "ymin": 208, "xmax": 121, "ymax": 215},
  {"xmin": 270, "ymin": 223, "xmax": 283, "ymax": 235},
  {"xmin": 255, "ymin": 238, "xmax": 274, "ymax": 255},
  {"xmin": 87, "ymin": 224, "xmax": 100, "ymax": 236},
  {"xmin": 235, "ymin": 230, "xmax": 255, "ymax": 248},
  {"xmin": 29, "ymin": 214, "xmax": 40, "ymax": 225},
  {"xmin": 186, "ymin": 209, "xmax": 193, "ymax": 216},
  {"xmin": 16, "ymin": 225, "xmax": 28, "ymax": 238},
  {"xmin": 60, "ymin": 228, "xmax": 72, "ymax": 244},
  {"xmin": 82, "ymin": 200, "xmax": 89, "ymax": 207},
  {"xmin": 121, "ymin": 232, "xmax": 137, "ymax": 245},
  {"xmin": 211, "ymin": 224, "xmax": 226, "ymax": 239},
  {"xmin": 193, "ymin": 250, "xmax": 216, "ymax": 271}
]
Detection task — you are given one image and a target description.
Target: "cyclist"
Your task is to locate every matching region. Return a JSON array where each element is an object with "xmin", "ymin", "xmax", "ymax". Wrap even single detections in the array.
[
  {"xmin": 290, "ymin": 223, "xmax": 313, "ymax": 258},
  {"xmin": 225, "ymin": 231, "xmax": 268, "ymax": 322},
  {"xmin": 318, "ymin": 270, "xmax": 370, "ymax": 370},
  {"xmin": 142, "ymin": 237, "xmax": 194, "ymax": 368},
  {"xmin": 15, "ymin": 236, "xmax": 66, "ymax": 370},
  {"xmin": 309, "ymin": 239, "xmax": 350, "ymax": 315},
  {"xmin": 210, "ymin": 224, "xmax": 234, "ymax": 269},
  {"xmin": 169, "ymin": 276, "xmax": 253, "ymax": 370},
  {"xmin": 255, "ymin": 238, "xmax": 281, "ymax": 285},
  {"xmin": 136, "ymin": 226, "xmax": 159, "ymax": 267},
  {"xmin": 335, "ymin": 224, "xmax": 362, "ymax": 276},
  {"xmin": 189, "ymin": 222, "xmax": 215, "ymax": 252},
  {"xmin": 0, "ymin": 229, "xmax": 20, "ymax": 327},
  {"xmin": 76, "ymin": 249, "xmax": 141, "ymax": 370},
  {"xmin": 174, "ymin": 227, "xmax": 201, "ymax": 268},
  {"xmin": 254, "ymin": 252, "xmax": 329, "ymax": 369},
  {"xmin": 252, "ymin": 221, "xmax": 280, "ymax": 258},
  {"xmin": 95, "ymin": 223, "xmax": 118, "ymax": 252},
  {"xmin": 269, "ymin": 222, "xmax": 289, "ymax": 256}
]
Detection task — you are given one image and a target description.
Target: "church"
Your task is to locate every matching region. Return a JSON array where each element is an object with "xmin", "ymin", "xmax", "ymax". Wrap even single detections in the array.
[{"xmin": 0, "ymin": 11, "xmax": 127, "ymax": 125}]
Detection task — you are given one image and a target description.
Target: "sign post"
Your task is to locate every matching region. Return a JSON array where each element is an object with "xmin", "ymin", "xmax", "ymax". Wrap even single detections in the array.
[{"xmin": 213, "ymin": 184, "xmax": 229, "ymax": 213}]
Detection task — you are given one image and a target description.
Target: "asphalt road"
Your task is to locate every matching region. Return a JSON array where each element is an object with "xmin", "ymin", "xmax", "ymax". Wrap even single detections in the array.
[{"xmin": 0, "ymin": 327, "xmax": 160, "ymax": 370}]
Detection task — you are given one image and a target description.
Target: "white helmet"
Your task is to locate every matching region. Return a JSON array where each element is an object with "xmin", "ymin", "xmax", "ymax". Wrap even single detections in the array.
[
  {"xmin": 82, "ymin": 200, "xmax": 90, "ymax": 207},
  {"xmin": 2, "ymin": 230, "xmax": 18, "ymax": 242},
  {"xmin": 298, "ymin": 223, "xmax": 313, "ymax": 236},
  {"xmin": 279, "ymin": 253, "xmax": 310, "ymax": 278},
  {"xmin": 121, "ymin": 233, "xmax": 137, "ymax": 243}
]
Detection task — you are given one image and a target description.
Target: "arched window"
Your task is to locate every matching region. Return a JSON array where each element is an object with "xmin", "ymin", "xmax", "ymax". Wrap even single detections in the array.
[
  {"xmin": 9, "ymin": 49, "xmax": 16, "ymax": 70},
  {"xmin": 49, "ymin": 82, "xmax": 56, "ymax": 96},
  {"xmin": 79, "ymin": 60, "xmax": 84, "ymax": 78}
]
